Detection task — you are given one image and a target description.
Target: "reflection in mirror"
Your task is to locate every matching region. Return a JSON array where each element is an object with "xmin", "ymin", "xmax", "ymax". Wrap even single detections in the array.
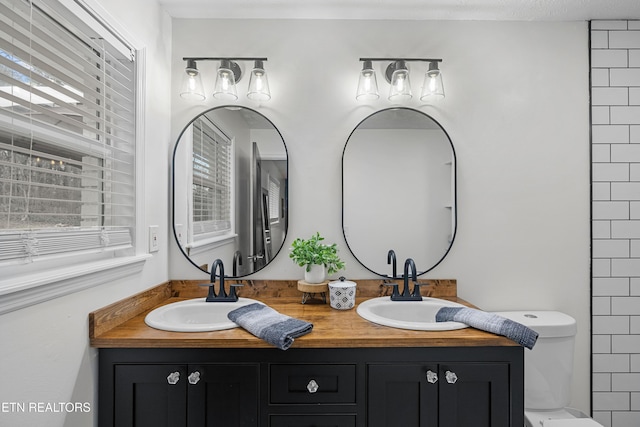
[
  {"xmin": 173, "ymin": 106, "xmax": 288, "ymax": 276},
  {"xmin": 342, "ymin": 107, "xmax": 456, "ymax": 277}
]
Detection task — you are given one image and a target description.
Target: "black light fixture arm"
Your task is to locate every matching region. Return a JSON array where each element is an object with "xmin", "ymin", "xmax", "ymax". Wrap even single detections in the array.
[
  {"xmin": 182, "ymin": 57, "xmax": 268, "ymax": 62},
  {"xmin": 359, "ymin": 57, "xmax": 442, "ymax": 63}
]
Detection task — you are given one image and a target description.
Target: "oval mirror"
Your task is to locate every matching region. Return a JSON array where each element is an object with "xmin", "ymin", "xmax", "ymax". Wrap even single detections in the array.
[
  {"xmin": 342, "ymin": 107, "xmax": 456, "ymax": 277},
  {"xmin": 172, "ymin": 106, "xmax": 288, "ymax": 276}
]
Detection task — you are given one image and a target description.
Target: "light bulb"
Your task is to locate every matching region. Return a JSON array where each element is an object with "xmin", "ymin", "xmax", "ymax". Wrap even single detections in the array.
[
  {"xmin": 221, "ymin": 72, "xmax": 231, "ymax": 91},
  {"xmin": 188, "ymin": 75, "xmax": 197, "ymax": 91}
]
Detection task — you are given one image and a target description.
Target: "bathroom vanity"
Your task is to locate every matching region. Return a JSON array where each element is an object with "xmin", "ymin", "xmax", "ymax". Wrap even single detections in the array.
[{"xmin": 91, "ymin": 280, "xmax": 523, "ymax": 427}]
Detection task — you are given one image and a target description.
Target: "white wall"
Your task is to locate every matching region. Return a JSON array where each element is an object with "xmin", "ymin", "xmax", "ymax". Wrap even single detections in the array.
[
  {"xmin": 0, "ymin": 1, "xmax": 172, "ymax": 426},
  {"xmin": 170, "ymin": 19, "xmax": 591, "ymax": 411}
]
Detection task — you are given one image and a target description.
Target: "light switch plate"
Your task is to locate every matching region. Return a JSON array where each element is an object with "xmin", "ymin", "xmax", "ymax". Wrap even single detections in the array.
[
  {"xmin": 148, "ymin": 225, "xmax": 159, "ymax": 253},
  {"xmin": 175, "ymin": 224, "xmax": 184, "ymax": 245}
]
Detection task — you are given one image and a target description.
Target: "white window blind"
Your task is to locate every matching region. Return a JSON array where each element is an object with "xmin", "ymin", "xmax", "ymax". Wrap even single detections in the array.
[
  {"xmin": 0, "ymin": 0, "xmax": 136, "ymax": 264},
  {"xmin": 268, "ymin": 175, "xmax": 280, "ymax": 221},
  {"xmin": 191, "ymin": 116, "xmax": 231, "ymax": 239}
]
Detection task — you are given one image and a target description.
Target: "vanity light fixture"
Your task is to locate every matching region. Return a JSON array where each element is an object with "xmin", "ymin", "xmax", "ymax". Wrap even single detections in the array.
[
  {"xmin": 180, "ymin": 57, "xmax": 270, "ymax": 102},
  {"xmin": 357, "ymin": 58, "xmax": 445, "ymax": 102}
]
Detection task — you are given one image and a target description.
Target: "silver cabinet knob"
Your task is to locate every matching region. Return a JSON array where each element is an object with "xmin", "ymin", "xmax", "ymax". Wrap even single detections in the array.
[
  {"xmin": 445, "ymin": 370, "xmax": 458, "ymax": 384},
  {"xmin": 188, "ymin": 371, "xmax": 201, "ymax": 385},
  {"xmin": 306, "ymin": 379, "xmax": 319, "ymax": 394},
  {"xmin": 426, "ymin": 370, "xmax": 438, "ymax": 384},
  {"xmin": 167, "ymin": 371, "xmax": 180, "ymax": 385}
]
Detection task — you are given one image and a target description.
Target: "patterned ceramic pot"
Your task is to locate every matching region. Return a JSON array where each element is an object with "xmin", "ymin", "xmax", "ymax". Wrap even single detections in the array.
[{"xmin": 328, "ymin": 277, "xmax": 357, "ymax": 310}]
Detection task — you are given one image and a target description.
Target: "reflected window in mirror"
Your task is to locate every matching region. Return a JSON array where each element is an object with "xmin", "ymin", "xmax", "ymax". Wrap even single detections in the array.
[
  {"xmin": 268, "ymin": 176, "xmax": 281, "ymax": 222},
  {"xmin": 191, "ymin": 117, "xmax": 234, "ymax": 246},
  {"xmin": 173, "ymin": 106, "xmax": 288, "ymax": 276}
]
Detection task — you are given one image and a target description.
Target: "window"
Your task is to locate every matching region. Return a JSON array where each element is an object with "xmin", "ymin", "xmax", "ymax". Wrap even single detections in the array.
[
  {"xmin": 190, "ymin": 116, "xmax": 232, "ymax": 243},
  {"xmin": 268, "ymin": 175, "xmax": 280, "ymax": 222},
  {"xmin": 0, "ymin": 0, "xmax": 136, "ymax": 265},
  {"xmin": 0, "ymin": 0, "xmax": 143, "ymax": 313}
]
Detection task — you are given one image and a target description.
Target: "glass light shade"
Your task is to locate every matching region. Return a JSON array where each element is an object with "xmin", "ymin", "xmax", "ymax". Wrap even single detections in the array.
[
  {"xmin": 356, "ymin": 60, "xmax": 379, "ymax": 101},
  {"xmin": 388, "ymin": 61, "xmax": 412, "ymax": 102},
  {"xmin": 213, "ymin": 60, "xmax": 238, "ymax": 101},
  {"xmin": 247, "ymin": 60, "xmax": 271, "ymax": 101},
  {"xmin": 179, "ymin": 62, "xmax": 205, "ymax": 101},
  {"xmin": 420, "ymin": 62, "xmax": 445, "ymax": 101}
]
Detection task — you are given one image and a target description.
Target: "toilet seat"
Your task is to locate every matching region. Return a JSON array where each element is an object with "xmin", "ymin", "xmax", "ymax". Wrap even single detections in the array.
[
  {"xmin": 525, "ymin": 409, "xmax": 604, "ymax": 427},
  {"xmin": 543, "ymin": 420, "xmax": 603, "ymax": 426}
]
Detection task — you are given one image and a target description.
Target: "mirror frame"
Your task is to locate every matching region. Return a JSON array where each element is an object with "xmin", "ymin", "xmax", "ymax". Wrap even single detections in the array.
[
  {"xmin": 172, "ymin": 105, "xmax": 289, "ymax": 276},
  {"xmin": 341, "ymin": 107, "xmax": 457, "ymax": 277}
]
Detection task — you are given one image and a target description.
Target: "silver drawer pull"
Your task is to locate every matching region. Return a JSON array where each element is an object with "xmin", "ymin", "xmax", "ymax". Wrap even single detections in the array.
[
  {"xmin": 188, "ymin": 371, "xmax": 201, "ymax": 385},
  {"xmin": 306, "ymin": 379, "xmax": 319, "ymax": 393},
  {"xmin": 426, "ymin": 370, "xmax": 438, "ymax": 384},
  {"xmin": 445, "ymin": 370, "xmax": 458, "ymax": 384},
  {"xmin": 167, "ymin": 371, "xmax": 180, "ymax": 385}
]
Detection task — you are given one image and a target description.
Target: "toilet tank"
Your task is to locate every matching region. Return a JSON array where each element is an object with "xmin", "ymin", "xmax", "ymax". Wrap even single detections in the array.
[{"xmin": 495, "ymin": 311, "xmax": 577, "ymax": 410}]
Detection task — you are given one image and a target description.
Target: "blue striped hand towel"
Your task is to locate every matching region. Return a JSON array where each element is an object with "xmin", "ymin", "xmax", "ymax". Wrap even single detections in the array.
[
  {"xmin": 227, "ymin": 303, "xmax": 313, "ymax": 350},
  {"xmin": 436, "ymin": 307, "xmax": 538, "ymax": 349}
]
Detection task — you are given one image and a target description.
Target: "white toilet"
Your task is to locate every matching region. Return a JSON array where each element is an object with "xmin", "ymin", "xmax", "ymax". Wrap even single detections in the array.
[{"xmin": 495, "ymin": 311, "xmax": 603, "ymax": 427}]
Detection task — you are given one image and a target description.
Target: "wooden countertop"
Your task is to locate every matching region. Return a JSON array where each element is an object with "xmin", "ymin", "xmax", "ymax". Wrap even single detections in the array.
[{"xmin": 89, "ymin": 279, "xmax": 518, "ymax": 349}]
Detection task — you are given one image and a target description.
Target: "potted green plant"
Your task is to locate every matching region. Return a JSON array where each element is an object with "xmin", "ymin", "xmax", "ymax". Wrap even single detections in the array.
[{"xmin": 289, "ymin": 232, "xmax": 345, "ymax": 283}]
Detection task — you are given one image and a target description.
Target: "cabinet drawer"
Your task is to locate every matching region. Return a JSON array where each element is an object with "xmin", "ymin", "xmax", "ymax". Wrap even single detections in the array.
[
  {"xmin": 270, "ymin": 364, "xmax": 356, "ymax": 404},
  {"xmin": 269, "ymin": 414, "xmax": 356, "ymax": 427}
]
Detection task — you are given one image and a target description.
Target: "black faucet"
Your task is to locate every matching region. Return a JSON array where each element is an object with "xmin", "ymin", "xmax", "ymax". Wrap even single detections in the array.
[
  {"xmin": 233, "ymin": 250, "xmax": 243, "ymax": 276},
  {"xmin": 390, "ymin": 258, "xmax": 423, "ymax": 301},
  {"xmin": 387, "ymin": 249, "xmax": 397, "ymax": 279},
  {"xmin": 200, "ymin": 259, "xmax": 242, "ymax": 302}
]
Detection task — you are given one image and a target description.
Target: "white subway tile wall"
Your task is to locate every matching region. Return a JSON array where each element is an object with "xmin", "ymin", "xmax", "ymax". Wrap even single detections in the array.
[{"xmin": 592, "ymin": 20, "xmax": 640, "ymax": 427}]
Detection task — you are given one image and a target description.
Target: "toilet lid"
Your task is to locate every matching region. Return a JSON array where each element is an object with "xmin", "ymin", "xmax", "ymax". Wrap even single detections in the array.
[{"xmin": 543, "ymin": 419, "xmax": 604, "ymax": 427}]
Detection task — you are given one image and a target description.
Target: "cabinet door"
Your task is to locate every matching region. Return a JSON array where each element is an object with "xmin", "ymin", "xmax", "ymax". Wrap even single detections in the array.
[
  {"xmin": 188, "ymin": 364, "xmax": 259, "ymax": 427},
  {"xmin": 438, "ymin": 363, "xmax": 510, "ymax": 427},
  {"xmin": 114, "ymin": 364, "xmax": 187, "ymax": 427},
  {"xmin": 367, "ymin": 364, "xmax": 438, "ymax": 427}
]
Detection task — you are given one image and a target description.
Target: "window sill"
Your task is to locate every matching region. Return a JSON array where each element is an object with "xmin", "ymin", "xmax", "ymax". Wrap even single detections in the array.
[
  {"xmin": 0, "ymin": 254, "xmax": 151, "ymax": 315},
  {"xmin": 187, "ymin": 234, "xmax": 237, "ymax": 256}
]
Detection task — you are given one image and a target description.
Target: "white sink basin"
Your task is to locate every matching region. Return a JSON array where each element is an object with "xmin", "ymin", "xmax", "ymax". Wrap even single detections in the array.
[
  {"xmin": 356, "ymin": 297, "xmax": 470, "ymax": 331},
  {"xmin": 145, "ymin": 297, "xmax": 260, "ymax": 332}
]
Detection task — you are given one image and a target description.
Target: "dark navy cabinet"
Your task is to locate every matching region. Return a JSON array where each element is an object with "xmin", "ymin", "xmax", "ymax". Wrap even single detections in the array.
[
  {"xmin": 99, "ymin": 347, "xmax": 522, "ymax": 427},
  {"xmin": 113, "ymin": 364, "xmax": 188, "ymax": 427},
  {"xmin": 368, "ymin": 362, "xmax": 511, "ymax": 427},
  {"xmin": 439, "ymin": 362, "xmax": 511, "ymax": 427},
  {"xmin": 110, "ymin": 362, "xmax": 258, "ymax": 427}
]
